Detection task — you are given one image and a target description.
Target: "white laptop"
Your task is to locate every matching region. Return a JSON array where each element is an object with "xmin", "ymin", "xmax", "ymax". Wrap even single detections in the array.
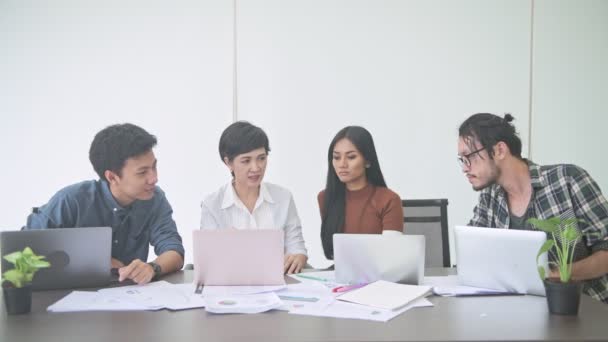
[
  {"xmin": 0, "ymin": 227, "xmax": 112, "ymax": 290},
  {"xmin": 192, "ymin": 229, "xmax": 285, "ymax": 286},
  {"xmin": 333, "ymin": 234, "xmax": 425, "ymax": 285},
  {"xmin": 454, "ymin": 225, "xmax": 548, "ymax": 296}
]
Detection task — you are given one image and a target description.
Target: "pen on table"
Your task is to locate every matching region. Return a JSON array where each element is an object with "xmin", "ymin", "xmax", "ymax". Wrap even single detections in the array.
[
  {"xmin": 332, "ymin": 283, "xmax": 367, "ymax": 293},
  {"xmin": 278, "ymin": 295, "xmax": 320, "ymax": 302},
  {"xmin": 295, "ymin": 274, "xmax": 330, "ymax": 282}
]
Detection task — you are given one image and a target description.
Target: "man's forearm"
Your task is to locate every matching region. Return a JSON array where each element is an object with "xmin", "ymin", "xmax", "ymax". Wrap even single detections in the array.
[
  {"xmin": 153, "ymin": 250, "xmax": 184, "ymax": 275},
  {"xmin": 571, "ymin": 250, "xmax": 608, "ymax": 281}
]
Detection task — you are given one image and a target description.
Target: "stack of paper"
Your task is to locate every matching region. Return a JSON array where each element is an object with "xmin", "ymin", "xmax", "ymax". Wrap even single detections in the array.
[
  {"xmin": 290, "ymin": 297, "xmax": 433, "ymax": 322},
  {"xmin": 337, "ymin": 280, "xmax": 432, "ymax": 311}
]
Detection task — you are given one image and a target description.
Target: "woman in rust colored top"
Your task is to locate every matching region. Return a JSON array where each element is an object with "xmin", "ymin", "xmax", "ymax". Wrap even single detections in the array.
[{"xmin": 318, "ymin": 126, "xmax": 404, "ymax": 259}]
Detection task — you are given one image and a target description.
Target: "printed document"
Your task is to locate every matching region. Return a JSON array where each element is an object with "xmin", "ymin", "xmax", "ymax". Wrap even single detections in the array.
[{"xmin": 337, "ymin": 280, "xmax": 432, "ymax": 310}]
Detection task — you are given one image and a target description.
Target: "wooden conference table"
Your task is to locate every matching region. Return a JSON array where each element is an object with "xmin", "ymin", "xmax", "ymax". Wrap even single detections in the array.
[{"xmin": 2, "ymin": 268, "xmax": 608, "ymax": 342}]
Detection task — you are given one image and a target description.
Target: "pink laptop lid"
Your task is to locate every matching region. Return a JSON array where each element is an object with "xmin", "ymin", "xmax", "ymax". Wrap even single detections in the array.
[{"xmin": 193, "ymin": 229, "xmax": 285, "ymax": 286}]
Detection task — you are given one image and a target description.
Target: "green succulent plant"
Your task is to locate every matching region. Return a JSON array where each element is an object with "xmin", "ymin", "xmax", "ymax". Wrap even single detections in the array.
[{"xmin": 1, "ymin": 247, "xmax": 50, "ymax": 288}]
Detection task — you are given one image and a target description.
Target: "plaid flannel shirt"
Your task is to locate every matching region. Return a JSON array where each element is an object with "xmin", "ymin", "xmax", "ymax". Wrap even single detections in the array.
[{"xmin": 469, "ymin": 160, "xmax": 608, "ymax": 303}]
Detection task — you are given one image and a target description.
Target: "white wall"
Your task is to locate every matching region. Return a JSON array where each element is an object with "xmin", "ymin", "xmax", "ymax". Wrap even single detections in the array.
[
  {"xmin": 237, "ymin": 0, "xmax": 531, "ymax": 267},
  {"xmin": 0, "ymin": 1, "xmax": 604, "ymax": 267},
  {"xmin": 531, "ymin": 0, "xmax": 608, "ymax": 193},
  {"xmin": 0, "ymin": 0, "xmax": 235, "ymax": 263}
]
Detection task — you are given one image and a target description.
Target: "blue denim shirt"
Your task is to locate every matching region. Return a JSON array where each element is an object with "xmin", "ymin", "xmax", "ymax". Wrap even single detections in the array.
[{"xmin": 25, "ymin": 180, "xmax": 185, "ymax": 265}]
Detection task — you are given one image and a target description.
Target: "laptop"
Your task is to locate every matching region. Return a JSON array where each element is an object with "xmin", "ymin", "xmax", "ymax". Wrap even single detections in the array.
[
  {"xmin": 333, "ymin": 234, "xmax": 425, "ymax": 285},
  {"xmin": 193, "ymin": 229, "xmax": 285, "ymax": 286},
  {"xmin": 0, "ymin": 227, "xmax": 112, "ymax": 290},
  {"xmin": 454, "ymin": 225, "xmax": 548, "ymax": 296}
]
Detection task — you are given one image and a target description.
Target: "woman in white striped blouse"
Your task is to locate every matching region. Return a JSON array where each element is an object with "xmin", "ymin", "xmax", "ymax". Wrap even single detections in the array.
[{"xmin": 200, "ymin": 121, "xmax": 308, "ymax": 274}]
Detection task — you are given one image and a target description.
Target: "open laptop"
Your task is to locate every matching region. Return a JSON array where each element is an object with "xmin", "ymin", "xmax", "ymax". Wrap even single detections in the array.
[
  {"xmin": 193, "ymin": 229, "xmax": 285, "ymax": 286},
  {"xmin": 0, "ymin": 227, "xmax": 112, "ymax": 290},
  {"xmin": 454, "ymin": 225, "xmax": 548, "ymax": 296},
  {"xmin": 333, "ymin": 234, "xmax": 425, "ymax": 285}
]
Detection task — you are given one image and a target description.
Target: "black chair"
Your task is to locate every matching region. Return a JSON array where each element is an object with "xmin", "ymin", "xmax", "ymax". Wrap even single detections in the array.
[{"xmin": 402, "ymin": 199, "xmax": 450, "ymax": 267}]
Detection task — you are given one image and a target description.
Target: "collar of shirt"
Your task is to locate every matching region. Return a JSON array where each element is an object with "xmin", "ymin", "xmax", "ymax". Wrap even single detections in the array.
[
  {"xmin": 220, "ymin": 182, "xmax": 275, "ymax": 212},
  {"xmin": 493, "ymin": 159, "xmax": 545, "ymax": 199},
  {"xmin": 99, "ymin": 180, "xmax": 131, "ymax": 216},
  {"xmin": 527, "ymin": 159, "xmax": 548, "ymax": 190}
]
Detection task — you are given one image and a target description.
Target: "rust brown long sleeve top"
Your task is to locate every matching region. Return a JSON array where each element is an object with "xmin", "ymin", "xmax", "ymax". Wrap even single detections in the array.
[{"xmin": 317, "ymin": 184, "xmax": 404, "ymax": 234}]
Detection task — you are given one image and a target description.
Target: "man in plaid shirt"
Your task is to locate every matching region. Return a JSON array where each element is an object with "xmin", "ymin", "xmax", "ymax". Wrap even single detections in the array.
[{"xmin": 458, "ymin": 113, "xmax": 608, "ymax": 303}]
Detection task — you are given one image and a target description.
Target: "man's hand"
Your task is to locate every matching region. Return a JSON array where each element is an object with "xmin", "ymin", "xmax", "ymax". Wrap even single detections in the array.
[
  {"xmin": 111, "ymin": 258, "xmax": 125, "ymax": 269},
  {"xmin": 284, "ymin": 254, "xmax": 307, "ymax": 274},
  {"xmin": 118, "ymin": 259, "xmax": 155, "ymax": 285}
]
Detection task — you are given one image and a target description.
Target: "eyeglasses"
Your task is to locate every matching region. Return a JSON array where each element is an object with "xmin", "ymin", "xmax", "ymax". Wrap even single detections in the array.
[{"xmin": 457, "ymin": 147, "xmax": 485, "ymax": 168}]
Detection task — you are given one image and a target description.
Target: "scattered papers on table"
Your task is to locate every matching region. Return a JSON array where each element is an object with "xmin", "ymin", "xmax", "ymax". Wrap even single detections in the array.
[{"xmin": 48, "ymin": 274, "xmax": 438, "ymax": 320}]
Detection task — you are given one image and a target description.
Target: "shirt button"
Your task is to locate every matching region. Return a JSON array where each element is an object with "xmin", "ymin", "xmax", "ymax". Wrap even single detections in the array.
[
  {"xmin": 114, "ymin": 240, "xmax": 118, "ymax": 244},
  {"xmin": 113, "ymin": 208, "xmax": 117, "ymax": 212}
]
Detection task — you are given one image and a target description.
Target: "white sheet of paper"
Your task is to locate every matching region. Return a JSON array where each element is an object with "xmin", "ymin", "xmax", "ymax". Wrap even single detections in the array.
[
  {"xmin": 275, "ymin": 282, "xmax": 335, "ymax": 311},
  {"xmin": 290, "ymin": 297, "xmax": 433, "ymax": 322},
  {"xmin": 49, "ymin": 281, "xmax": 206, "ymax": 312},
  {"xmin": 152, "ymin": 283, "xmax": 206, "ymax": 310},
  {"xmin": 337, "ymin": 280, "xmax": 432, "ymax": 310},
  {"xmin": 47, "ymin": 291, "xmax": 151, "ymax": 312},
  {"xmin": 97, "ymin": 281, "xmax": 173, "ymax": 310},
  {"xmin": 99, "ymin": 281, "xmax": 206, "ymax": 311},
  {"xmin": 204, "ymin": 292, "xmax": 283, "ymax": 314},
  {"xmin": 202, "ymin": 284, "xmax": 286, "ymax": 297}
]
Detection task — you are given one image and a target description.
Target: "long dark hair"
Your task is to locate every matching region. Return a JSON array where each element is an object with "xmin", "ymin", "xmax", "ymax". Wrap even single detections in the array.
[{"xmin": 320, "ymin": 126, "xmax": 387, "ymax": 259}]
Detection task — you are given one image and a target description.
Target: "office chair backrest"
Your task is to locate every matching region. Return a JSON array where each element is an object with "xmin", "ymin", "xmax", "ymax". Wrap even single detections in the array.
[{"xmin": 402, "ymin": 199, "xmax": 450, "ymax": 267}]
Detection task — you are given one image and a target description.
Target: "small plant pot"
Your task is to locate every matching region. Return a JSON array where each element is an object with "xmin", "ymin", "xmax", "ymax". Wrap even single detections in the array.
[
  {"xmin": 544, "ymin": 279, "xmax": 581, "ymax": 315},
  {"xmin": 3, "ymin": 283, "xmax": 32, "ymax": 315}
]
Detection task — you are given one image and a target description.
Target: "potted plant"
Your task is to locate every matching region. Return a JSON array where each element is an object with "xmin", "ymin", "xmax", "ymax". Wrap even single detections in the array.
[
  {"xmin": 528, "ymin": 217, "xmax": 582, "ymax": 315},
  {"xmin": 2, "ymin": 247, "xmax": 50, "ymax": 314}
]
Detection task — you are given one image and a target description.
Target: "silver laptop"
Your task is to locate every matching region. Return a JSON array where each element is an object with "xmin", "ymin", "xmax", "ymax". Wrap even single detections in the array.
[
  {"xmin": 454, "ymin": 225, "xmax": 548, "ymax": 296},
  {"xmin": 334, "ymin": 234, "xmax": 425, "ymax": 285},
  {"xmin": 0, "ymin": 227, "xmax": 112, "ymax": 290},
  {"xmin": 193, "ymin": 229, "xmax": 285, "ymax": 286}
]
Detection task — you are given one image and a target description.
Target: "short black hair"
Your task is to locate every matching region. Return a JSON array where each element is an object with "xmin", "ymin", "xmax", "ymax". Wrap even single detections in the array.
[
  {"xmin": 218, "ymin": 121, "xmax": 270, "ymax": 162},
  {"xmin": 458, "ymin": 113, "xmax": 522, "ymax": 159},
  {"xmin": 89, "ymin": 123, "xmax": 157, "ymax": 181}
]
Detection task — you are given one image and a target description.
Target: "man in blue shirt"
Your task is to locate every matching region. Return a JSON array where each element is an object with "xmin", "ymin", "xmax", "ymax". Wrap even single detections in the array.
[{"xmin": 26, "ymin": 123, "xmax": 185, "ymax": 285}]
